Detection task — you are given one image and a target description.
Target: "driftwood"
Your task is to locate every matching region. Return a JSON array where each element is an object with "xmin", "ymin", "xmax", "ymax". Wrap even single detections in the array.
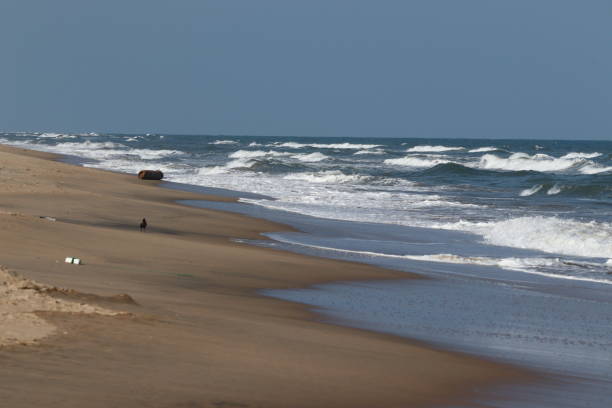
[{"xmin": 138, "ymin": 170, "xmax": 164, "ymax": 180}]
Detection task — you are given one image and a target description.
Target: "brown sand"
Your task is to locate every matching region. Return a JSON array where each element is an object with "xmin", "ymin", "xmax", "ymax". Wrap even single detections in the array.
[
  {"xmin": 0, "ymin": 266, "xmax": 123, "ymax": 346},
  {"xmin": 0, "ymin": 144, "xmax": 532, "ymax": 407}
]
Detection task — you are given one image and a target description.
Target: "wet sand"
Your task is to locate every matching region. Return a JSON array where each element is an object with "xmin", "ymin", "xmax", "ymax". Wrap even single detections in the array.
[{"xmin": 0, "ymin": 144, "xmax": 533, "ymax": 407}]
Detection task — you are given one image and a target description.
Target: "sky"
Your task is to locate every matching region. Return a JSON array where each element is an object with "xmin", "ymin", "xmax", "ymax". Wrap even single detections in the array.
[{"xmin": 1, "ymin": 1, "xmax": 611, "ymax": 139}]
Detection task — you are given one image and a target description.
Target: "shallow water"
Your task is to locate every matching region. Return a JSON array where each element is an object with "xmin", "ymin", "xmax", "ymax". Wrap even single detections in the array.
[{"xmin": 184, "ymin": 198, "xmax": 612, "ymax": 408}]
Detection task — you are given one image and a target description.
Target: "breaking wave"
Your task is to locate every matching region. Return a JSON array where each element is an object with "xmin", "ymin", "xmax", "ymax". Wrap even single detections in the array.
[
  {"xmin": 384, "ymin": 155, "xmax": 451, "ymax": 168},
  {"xmin": 291, "ymin": 152, "xmax": 329, "ymax": 162},
  {"xmin": 198, "ymin": 158, "xmax": 257, "ymax": 175},
  {"xmin": 229, "ymin": 150, "xmax": 289, "ymax": 159},
  {"xmin": 354, "ymin": 149, "xmax": 386, "ymax": 155},
  {"xmin": 406, "ymin": 145, "xmax": 464, "ymax": 152},
  {"xmin": 211, "ymin": 140, "xmax": 238, "ymax": 145},
  {"xmin": 468, "ymin": 146, "xmax": 499, "ymax": 153},
  {"xmin": 520, "ymin": 184, "xmax": 543, "ymax": 196},
  {"xmin": 274, "ymin": 142, "xmax": 382, "ymax": 149},
  {"xmin": 547, "ymin": 184, "xmax": 562, "ymax": 195},
  {"xmin": 283, "ymin": 170, "xmax": 373, "ymax": 184},
  {"xmin": 478, "ymin": 152, "xmax": 612, "ymax": 174},
  {"xmin": 560, "ymin": 152, "xmax": 602, "ymax": 159},
  {"xmin": 38, "ymin": 132, "xmax": 77, "ymax": 139},
  {"xmin": 457, "ymin": 216, "xmax": 612, "ymax": 259}
]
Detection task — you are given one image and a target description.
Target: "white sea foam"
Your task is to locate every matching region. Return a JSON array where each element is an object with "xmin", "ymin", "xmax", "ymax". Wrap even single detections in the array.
[
  {"xmin": 468, "ymin": 146, "xmax": 498, "ymax": 153},
  {"xmin": 476, "ymin": 152, "xmax": 611, "ymax": 174},
  {"xmin": 265, "ymin": 238, "xmax": 612, "ymax": 285},
  {"xmin": 291, "ymin": 152, "xmax": 329, "ymax": 162},
  {"xmin": 547, "ymin": 184, "xmax": 562, "ymax": 195},
  {"xmin": 198, "ymin": 158, "xmax": 257, "ymax": 175},
  {"xmin": 56, "ymin": 141, "xmax": 126, "ymax": 150},
  {"xmin": 396, "ymin": 254, "xmax": 612, "ymax": 284},
  {"xmin": 406, "ymin": 145, "xmax": 464, "ymax": 152},
  {"xmin": 579, "ymin": 164, "xmax": 612, "ymax": 175},
  {"xmin": 406, "ymin": 199, "xmax": 481, "ymax": 208},
  {"xmin": 211, "ymin": 140, "xmax": 238, "ymax": 145},
  {"xmin": 274, "ymin": 142, "xmax": 382, "ymax": 149},
  {"xmin": 248, "ymin": 142, "xmax": 263, "ymax": 147},
  {"xmin": 38, "ymin": 132, "xmax": 76, "ymax": 139},
  {"xmin": 127, "ymin": 149, "xmax": 185, "ymax": 159},
  {"xmin": 520, "ymin": 184, "xmax": 543, "ymax": 197},
  {"xmin": 52, "ymin": 142, "xmax": 184, "ymax": 160},
  {"xmin": 353, "ymin": 149, "xmax": 386, "ymax": 155},
  {"xmin": 283, "ymin": 171, "xmax": 372, "ymax": 184},
  {"xmin": 12, "ymin": 140, "xmax": 184, "ymax": 162},
  {"xmin": 560, "ymin": 152, "xmax": 602, "ymax": 159},
  {"xmin": 459, "ymin": 216, "xmax": 612, "ymax": 259},
  {"xmin": 228, "ymin": 150, "xmax": 289, "ymax": 159},
  {"xmin": 384, "ymin": 155, "xmax": 450, "ymax": 168}
]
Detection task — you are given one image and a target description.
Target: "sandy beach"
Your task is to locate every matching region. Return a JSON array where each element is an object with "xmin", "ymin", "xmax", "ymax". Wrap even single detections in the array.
[{"xmin": 0, "ymin": 144, "xmax": 532, "ymax": 407}]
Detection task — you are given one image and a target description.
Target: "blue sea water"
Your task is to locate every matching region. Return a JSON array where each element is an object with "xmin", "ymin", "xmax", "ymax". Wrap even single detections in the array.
[{"xmin": 2, "ymin": 132, "xmax": 612, "ymax": 406}]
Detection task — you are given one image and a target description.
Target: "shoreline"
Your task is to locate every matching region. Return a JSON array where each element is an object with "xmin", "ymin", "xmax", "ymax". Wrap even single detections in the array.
[{"xmin": 0, "ymin": 143, "xmax": 535, "ymax": 407}]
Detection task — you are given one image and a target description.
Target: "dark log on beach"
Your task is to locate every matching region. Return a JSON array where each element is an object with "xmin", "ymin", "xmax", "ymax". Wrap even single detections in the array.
[{"xmin": 138, "ymin": 170, "xmax": 164, "ymax": 180}]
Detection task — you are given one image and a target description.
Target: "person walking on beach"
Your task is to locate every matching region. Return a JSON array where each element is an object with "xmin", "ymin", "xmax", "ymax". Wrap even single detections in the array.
[{"xmin": 140, "ymin": 218, "xmax": 147, "ymax": 232}]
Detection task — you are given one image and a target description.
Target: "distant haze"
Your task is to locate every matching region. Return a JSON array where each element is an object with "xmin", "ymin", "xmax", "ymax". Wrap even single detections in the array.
[{"xmin": 1, "ymin": 1, "xmax": 611, "ymax": 139}]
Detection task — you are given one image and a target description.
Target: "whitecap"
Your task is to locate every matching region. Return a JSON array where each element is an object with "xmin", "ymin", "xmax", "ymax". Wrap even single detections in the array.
[
  {"xmin": 453, "ymin": 216, "xmax": 612, "ymax": 259},
  {"xmin": 561, "ymin": 152, "xmax": 602, "ymax": 159},
  {"xmin": 283, "ymin": 171, "xmax": 372, "ymax": 184},
  {"xmin": 579, "ymin": 165, "xmax": 612, "ymax": 175},
  {"xmin": 126, "ymin": 149, "xmax": 184, "ymax": 160},
  {"xmin": 406, "ymin": 145, "xmax": 464, "ymax": 153},
  {"xmin": 478, "ymin": 152, "xmax": 583, "ymax": 173},
  {"xmin": 52, "ymin": 141, "xmax": 126, "ymax": 150},
  {"xmin": 18, "ymin": 140, "xmax": 184, "ymax": 161},
  {"xmin": 38, "ymin": 132, "xmax": 76, "ymax": 139},
  {"xmin": 353, "ymin": 149, "xmax": 386, "ymax": 155},
  {"xmin": 211, "ymin": 140, "xmax": 238, "ymax": 145},
  {"xmin": 198, "ymin": 158, "xmax": 257, "ymax": 175},
  {"xmin": 547, "ymin": 184, "xmax": 562, "ymax": 195},
  {"xmin": 275, "ymin": 142, "xmax": 382, "ymax": 149},
  {"xmin": 519, "ymin": 184, "xmax": 543, "ymax": 197},
  {"xmin": 291, "ymin": 152, "xmax": 329, "ymax": 162},
  {"xmin": 229, "ymin": 150, "xmax": 289, "ymax": 159},
  {"xmin": 468, "ymin": 146, "xmax": 498, "ymax": 153},
  {"xmin": 384, "ymin": 155, "xmax": 450, "ymax": 168}
]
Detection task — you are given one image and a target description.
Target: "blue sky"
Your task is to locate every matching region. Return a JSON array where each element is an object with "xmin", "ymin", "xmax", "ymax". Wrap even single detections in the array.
[{"xmin": 2, "ymin": 1, "xmax": 611, "ymax": 139}]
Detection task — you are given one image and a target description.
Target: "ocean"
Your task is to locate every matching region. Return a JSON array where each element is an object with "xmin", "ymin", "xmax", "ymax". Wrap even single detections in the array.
[{"xmin": 2, "ymin": 132, "xmax": 612, "ymax": 406}]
